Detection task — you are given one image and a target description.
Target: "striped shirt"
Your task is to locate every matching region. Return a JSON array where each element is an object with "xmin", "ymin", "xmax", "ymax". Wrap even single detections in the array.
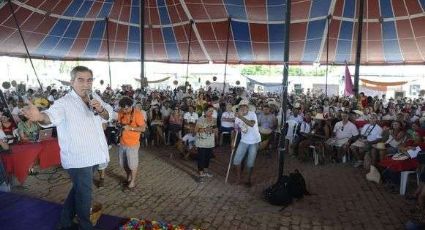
[{"xmin": 42, "ymin": 90, "xmax": 113, "ymax": 169}]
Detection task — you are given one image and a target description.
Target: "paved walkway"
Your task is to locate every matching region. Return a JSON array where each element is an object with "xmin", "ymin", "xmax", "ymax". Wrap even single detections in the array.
[{"xmin": 12, "ymin": 145, "xmax": 419, "ymax": 229}]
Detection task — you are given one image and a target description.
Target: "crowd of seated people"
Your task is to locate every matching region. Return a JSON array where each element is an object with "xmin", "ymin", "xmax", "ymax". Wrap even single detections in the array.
[
  {"xmin": 2, "ymin": 85, "xmax": 425, "ymax": 206},
  {"xmin": 1, "ymin": 81, "xmax": 425, "ymax": 226}
]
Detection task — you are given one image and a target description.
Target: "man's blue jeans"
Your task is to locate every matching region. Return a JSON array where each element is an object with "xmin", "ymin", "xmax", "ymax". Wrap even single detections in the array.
[{"xmin": 59, "ymin": 166, "xmax": 93, "ymax": 230}]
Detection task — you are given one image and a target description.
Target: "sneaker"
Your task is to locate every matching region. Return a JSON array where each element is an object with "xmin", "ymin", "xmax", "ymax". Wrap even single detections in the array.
[
  {"xmin": 353, "ymin": 161, "xmax": 363, "ymax": 168},
  {"xmin": 203, "ymin": 172, "xmax": 213, "ymax": 178}
]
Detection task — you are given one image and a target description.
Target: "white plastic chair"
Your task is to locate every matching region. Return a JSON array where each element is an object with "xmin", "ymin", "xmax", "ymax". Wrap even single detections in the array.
[
  {"xmin": 219, "ymin": 131, "xmax": 231, "ymax": 146},
  {"xmin": 310, "ymin": 145, "xmax": 319, "ymax": 165},
  {"xmin": 285, "ymin": 120, "xmax": 299, "ymax": 144},
  {"xmin": 400, "ymin": 171, "xmax": 419, "ymax": 195}
]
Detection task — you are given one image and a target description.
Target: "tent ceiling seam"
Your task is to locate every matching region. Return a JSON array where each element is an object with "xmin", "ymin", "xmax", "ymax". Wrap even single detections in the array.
[
  {"xmin": 316, "ymin": 0, "xmax": 337, "ymax": 63},
  {"xmin": 178, "ymin": 0, "xmax": 212, "ymax": 62}
]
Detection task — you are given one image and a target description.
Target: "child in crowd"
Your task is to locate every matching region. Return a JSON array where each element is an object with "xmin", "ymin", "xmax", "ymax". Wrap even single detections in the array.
[{"xmin": 176, "ymin": 128, "xmax": 197, "ymax": 159}]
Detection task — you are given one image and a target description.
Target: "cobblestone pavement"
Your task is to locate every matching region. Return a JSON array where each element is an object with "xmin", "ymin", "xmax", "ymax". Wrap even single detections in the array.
[{"xmin": 12, "ymin": 144, "xmax": 419, "ymax": 229}]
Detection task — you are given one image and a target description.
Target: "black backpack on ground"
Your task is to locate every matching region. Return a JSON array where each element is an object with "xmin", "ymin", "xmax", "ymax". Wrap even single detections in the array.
[
  {"xmin": 288, "ymin": 169, "xmax": 308, "ymax": 199},
  {"xmin": 263, "ymin": 169, "xmax": 309, "ymax": 208},
  {"xmin": 263, "ymin": 175, "xmax": 293, "ymax": 206}
]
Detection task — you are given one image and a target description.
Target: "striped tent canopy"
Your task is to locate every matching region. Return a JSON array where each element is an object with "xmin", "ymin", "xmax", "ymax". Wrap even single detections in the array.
[{"xmin": 1, "ymin": 0, "xmax": 425, "ymax": 65}]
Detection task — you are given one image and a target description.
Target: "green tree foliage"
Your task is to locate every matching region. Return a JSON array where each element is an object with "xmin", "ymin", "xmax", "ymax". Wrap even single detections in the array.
[
  {"xmin": 241, "ymin": 65, "xmax": 335, "ymax": 76},
  {"xmin": 240, "ymin": 65, "xmax": 279, "ymax": 76}
]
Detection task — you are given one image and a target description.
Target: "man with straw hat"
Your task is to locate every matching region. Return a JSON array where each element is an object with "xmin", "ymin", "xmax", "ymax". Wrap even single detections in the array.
[
  {"xmin": 325, "ymin": 111, "xmax": 359, "ymax": 162},
  {"xmin": 232, "ymin": 99, "xmax": 261, "ymax": 187}
]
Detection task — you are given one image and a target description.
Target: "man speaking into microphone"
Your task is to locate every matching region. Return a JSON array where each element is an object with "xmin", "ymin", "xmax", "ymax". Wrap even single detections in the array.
[{"xmin": 22, "ymin": 66, "xmax": 113, "ymax": 230}]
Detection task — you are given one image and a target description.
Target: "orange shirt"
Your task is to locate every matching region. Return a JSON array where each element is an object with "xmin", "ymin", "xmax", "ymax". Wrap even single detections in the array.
[{"xmin": 118, "ymin": 109, "xmax": 145, "ymax": 147}]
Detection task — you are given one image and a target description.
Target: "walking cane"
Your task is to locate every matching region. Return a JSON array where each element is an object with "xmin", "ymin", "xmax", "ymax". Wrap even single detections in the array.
[{"xmin": 225, "ymin": 130, "xmax": 238, "ymax": 184}]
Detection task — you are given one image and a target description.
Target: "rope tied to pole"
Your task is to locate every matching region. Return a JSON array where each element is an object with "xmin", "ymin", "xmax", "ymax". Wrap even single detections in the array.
[{"xmin": 8, "ymin": 0, "xmax": 43, "ymax": 91}]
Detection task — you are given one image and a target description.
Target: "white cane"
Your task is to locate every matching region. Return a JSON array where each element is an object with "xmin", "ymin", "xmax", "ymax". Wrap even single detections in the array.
[{"xmin": 225, "ymin": 130, "xmax": 238, "ymax": 184}]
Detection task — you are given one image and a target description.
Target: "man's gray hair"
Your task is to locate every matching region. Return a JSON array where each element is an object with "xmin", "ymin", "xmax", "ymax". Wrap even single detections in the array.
[{"xmin": 70, "ymin": 66, "xmax": 93, "ymax": 81}]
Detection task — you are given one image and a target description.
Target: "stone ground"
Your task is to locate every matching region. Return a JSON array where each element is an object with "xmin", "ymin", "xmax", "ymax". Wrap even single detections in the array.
[{"xmin": 11, "ymin": 143, "xmax": 421, "ymax": 229}]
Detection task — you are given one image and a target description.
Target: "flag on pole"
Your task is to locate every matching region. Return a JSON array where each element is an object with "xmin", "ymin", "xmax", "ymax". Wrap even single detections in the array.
[{"xmin": 344, "ymin": 65, "xmax": 354, "ymax": 96}]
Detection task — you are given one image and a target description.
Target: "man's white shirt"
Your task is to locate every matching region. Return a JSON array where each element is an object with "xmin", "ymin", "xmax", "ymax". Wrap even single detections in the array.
[
  {"xmin": 221, "ymin": 111, "xmax": 235, "ymax": 128},
  {"xmin": 333, "ymin": 121, "xmax": 359, "ymax": 139},
  {"xmin": 288, "ymin": 114, "xmax": 304, "ymax": 124},
  {"xmin": 360, "ymin": 123, "xmax": 382, "ymax": 142},
  {"xmin": 299, "ymin": 121, "xmax": 311, "ymax": 134},
  {"xmin": 42, "ymin": 90, "xmax": 113, "ymax": 169},
  {"xmin": 160, "ymin": 107, "xmax": 172, "ymax": 118},
  {"xmin": 184, "ymin": 112, "xmax": 198, "ymax": 124}
]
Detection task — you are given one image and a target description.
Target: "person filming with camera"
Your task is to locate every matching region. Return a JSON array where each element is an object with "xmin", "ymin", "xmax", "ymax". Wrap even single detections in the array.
[{"xmin": 117, "ymin": 96, "xmax": 145, "ymax": 190}]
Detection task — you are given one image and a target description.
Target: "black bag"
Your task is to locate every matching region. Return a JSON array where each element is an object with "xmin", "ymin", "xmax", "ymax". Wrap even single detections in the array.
[
  {"xmin": 288, "ymin": 169, "xmax": 308, "ymax": 199},
  {"xmin": 105, "ymin": 126, "xmax": 120, "ymax": 145},
  {"xmin": 263, "ymin": 170, "xmax": 309, "ymax": 207},
  {"xmin": 263, "ymin": 175, "xmax": 293, "ymax": 206}
]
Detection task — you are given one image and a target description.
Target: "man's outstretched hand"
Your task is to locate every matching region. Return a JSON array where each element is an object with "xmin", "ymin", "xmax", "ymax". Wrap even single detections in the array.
[{"xmin": 21, "ymin": 101, "xmax": 43, "ymax": 122}]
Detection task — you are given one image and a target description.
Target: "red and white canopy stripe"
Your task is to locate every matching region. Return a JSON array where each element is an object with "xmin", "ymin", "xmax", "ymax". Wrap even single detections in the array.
[{"xmin": 0, "ymin": 0, "xmax": 424, "ymax": 64}]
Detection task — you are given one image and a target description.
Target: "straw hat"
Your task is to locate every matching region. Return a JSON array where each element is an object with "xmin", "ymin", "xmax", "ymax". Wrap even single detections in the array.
[
  {"xmin": 353, "ymin": 110, "xmax": 364, "ymax": 116},
  {"xmin": 267, "ymin": 99, "xmax": 280, "ymax": 107},
  {"xmin": 373, "ymin": 142, "xmax": 386, "ymax": 150},
  {"xmin": 232, "ymin": 100, "xmax": 256, "ymax": 113},
  {"xmin": 238, "ymin": 99, "xmax": 249, "ymax": 106},
  {"xmin": 313, "ymin": 113, "xmax": 326, "ymax": 120}
]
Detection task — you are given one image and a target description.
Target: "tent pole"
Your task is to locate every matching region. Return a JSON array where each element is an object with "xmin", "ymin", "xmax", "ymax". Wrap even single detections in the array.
[
  {"xmin": 278, "ymin": 0, "xmax": 291, "ymax": 180},
  {"xmin": 222, "ymin": 17, "xmax": 231, "ymax": 95},
  {"xmin": 185, "ymin": 20, "xmax": 193, "ymax": 90},
  {"xmin": 140, "ymin": 0, "xmax": 145, "ymax": 89},
  {"xmin": 325, "ymin": 15, "xmax": 331, "ymax": 96},
  {"xmin": 105, "ymin": 17, "xmax": 112, "ymax": 88},
  {"xmin": 8, "ymin": 0, "xmax": 43, "ymax": 91},
  {"xmin": 353, "ymin": 0, "xmax": 365, "ymax": 97}
]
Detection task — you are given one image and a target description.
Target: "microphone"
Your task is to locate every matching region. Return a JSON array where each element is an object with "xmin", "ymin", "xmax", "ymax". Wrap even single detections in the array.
[{"xmin": 87, "ymin": 90, "xmax": 98, "ymax": 116}]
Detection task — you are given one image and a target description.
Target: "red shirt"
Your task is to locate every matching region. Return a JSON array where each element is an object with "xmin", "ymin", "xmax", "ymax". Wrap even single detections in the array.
[{"xmin": 360, "ymin": 96, "xmax": 368, "ymax": 108}]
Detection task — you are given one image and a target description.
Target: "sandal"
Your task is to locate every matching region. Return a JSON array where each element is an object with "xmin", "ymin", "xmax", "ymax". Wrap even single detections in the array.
[
  {"xmin": 97, "ymin": 178, "xmax": 105, "ymax": 188},
  {"xmin": 122, "ymin": 185, "xmax": 136, "ymax": 192},
  {"xmin": 121, "ymin": 180, "xmax": 129, "ymax": 186}
]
